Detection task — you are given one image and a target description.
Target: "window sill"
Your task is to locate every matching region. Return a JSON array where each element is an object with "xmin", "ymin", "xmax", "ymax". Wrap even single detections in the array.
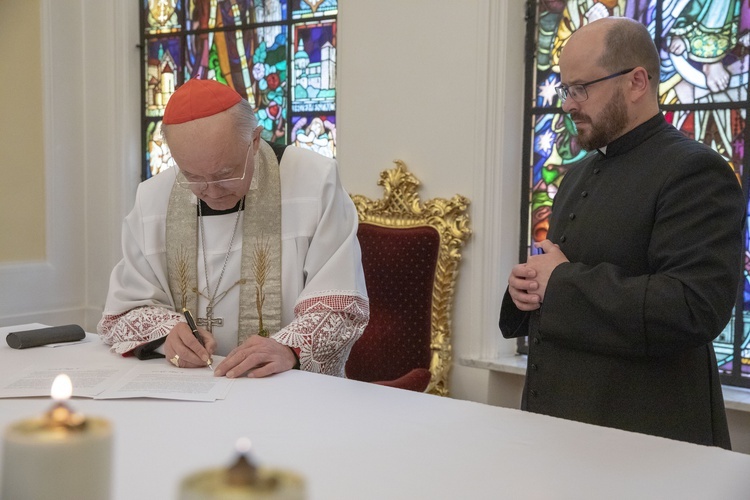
[{"xmin": 458, "ymin": 354, "xmax": 750, "ymax": 413}]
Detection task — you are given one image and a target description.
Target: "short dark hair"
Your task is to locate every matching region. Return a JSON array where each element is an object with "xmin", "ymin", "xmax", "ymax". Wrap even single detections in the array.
[{"xmin": 599, "ymin": 18, "xmax": 659, "ymax": 94}]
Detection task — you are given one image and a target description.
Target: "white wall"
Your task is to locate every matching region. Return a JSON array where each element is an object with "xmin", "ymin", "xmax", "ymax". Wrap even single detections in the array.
[
  {"xmin": 0, "ymin": 0, "xmax": 87, "ymax": 327},
  {"xmin": 80, "ymin": 0, "xmax": 142, "ymax": 328},
  {"xmin": 0, "ymin": 0, "xmax": 140, "ymax": 330},
  {"xmin": 337, "ymin": 0, "xmax": 526, "ymax": 403}
]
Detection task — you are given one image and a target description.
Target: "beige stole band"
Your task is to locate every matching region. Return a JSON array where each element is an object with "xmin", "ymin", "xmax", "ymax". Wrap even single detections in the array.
[{"xmin": 166, "ymin": 141, "xmax": 282, "ymax": 345}]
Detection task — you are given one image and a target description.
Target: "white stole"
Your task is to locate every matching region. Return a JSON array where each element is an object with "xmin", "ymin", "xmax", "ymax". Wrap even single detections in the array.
[{"xmin": 165, "ymin": 141, "xmax": 282, "ymax": 348}]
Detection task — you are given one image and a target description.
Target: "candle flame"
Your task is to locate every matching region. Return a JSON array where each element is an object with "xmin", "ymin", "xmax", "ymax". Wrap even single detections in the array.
[
  {"xmin": 51, "ymin": 374, "xmax": 73, "ymax": 401},
  {"xmin": 235, "ymin": 437, "xmax": 252, "ymax": 454}
]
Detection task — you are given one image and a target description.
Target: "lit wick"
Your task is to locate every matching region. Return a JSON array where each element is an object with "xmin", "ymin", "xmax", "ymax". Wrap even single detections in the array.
[
  {"xmin": 226, "ymin": 438, "xmax": 279, "ymax": 490},
  {"xmin": 47, "ymin": 374, "xmax": 86, "ymax": 430}
]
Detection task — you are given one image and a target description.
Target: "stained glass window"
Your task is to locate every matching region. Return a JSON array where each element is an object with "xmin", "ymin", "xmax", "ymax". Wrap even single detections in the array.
[
  {"xmin": 522, "ymin": 1, "xmax": 750, "ymax": 387},
  {"xmin": 140, "ymin": 0, "xmax": 338, "ymax": 179}
]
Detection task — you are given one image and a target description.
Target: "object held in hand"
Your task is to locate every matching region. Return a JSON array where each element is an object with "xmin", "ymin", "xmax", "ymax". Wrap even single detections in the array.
[{"xmin": 183, "ymin": 308, "xmax": 214, "ymax": 370}]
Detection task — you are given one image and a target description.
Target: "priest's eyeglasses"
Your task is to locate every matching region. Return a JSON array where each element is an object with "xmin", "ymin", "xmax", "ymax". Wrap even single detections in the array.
[
  {"xmin": 175, "ymin": 143, "xmax": 252, "ymax": 191},
  {"xmin": 555, "ymin": 68, "xmax": 639, "ymax": 103}
]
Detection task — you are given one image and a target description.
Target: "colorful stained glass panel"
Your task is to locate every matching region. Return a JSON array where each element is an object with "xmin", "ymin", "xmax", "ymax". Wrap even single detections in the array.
[
  {"xmin": 145, "ymin": 0, "xmax": 181, "ymax": 34},
  {"xmin": 141, "ymin": 0, "xmax": 337, "ymax": 180},
  {"xmin": 144, "ymin": 37, "xmax": 182, "ymax": 117},
  {"xmin": 188, "ymin": 0, "xmax": 246, "ymax": 29},
  {"xmin": 292, "ymin": 0, "xmax": 337, "ymax": 19},
  {"xmin": 145, "ymin": 119, "xmax": 175, "ymax": 178},
  {"xmin": 291, "ymin": 20, "xmax": 336, "ymax": 113},
  {"xmin": 247, "ymin": 0, "xmax": 289, "ymax": 24},
  {"xmin": 534, "ymin": 68, "xmax": 562, "ymax": 109},
  {"xmin": 249, "ymin": 27, "xmax": 289, "ymax": 144},
  {"xmin": 656, "ymin": 0, "xmax": 749, "ymax": 104},
  {"xmin": 291, "ymin": 114, "xmax": 336, "ymax": 158}
]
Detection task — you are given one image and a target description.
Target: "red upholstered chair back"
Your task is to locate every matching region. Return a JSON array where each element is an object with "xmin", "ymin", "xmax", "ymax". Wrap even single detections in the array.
[
  {"xmin": 346, "ymin": 160, "xmax": 471, "ymax": 396},
  {"xmin": 345, "ymin": 224, "xmax": 440, "ymax": 383}
]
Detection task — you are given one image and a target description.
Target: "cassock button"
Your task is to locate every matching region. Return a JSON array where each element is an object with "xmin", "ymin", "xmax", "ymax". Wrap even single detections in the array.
[
  {"xmin": 593, "ymin": 168, "xmax": 600, "ymax": 174},
  {"xmin": 530, "ymin": 363, "xmax": 538, "ymax": 371},
  {"xmin": 581, "ymin": 191, "xmax": 588, "ymax": 198},
  {"xmin": 560, "ymin": 236, "xmax": 567, "ymax": 243},
  {"xmin": 530, "ymin": 389, "xmax": 539, "ymax": 397},
  {"xmin": 532, "ymin": 337, "xmax": 540, "ymax": 345},
  {"xmin": 569, "ymin": 213, "xmax": 575, "ymax": 220}
]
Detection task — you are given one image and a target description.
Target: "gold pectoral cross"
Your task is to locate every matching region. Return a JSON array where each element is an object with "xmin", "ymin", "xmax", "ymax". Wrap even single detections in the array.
[{"xmin": 197, "ymin": 306, "xmax": 223, "ymax": 333}]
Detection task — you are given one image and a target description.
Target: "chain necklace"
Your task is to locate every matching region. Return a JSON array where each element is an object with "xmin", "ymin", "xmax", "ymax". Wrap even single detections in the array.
[{"xmin": 196, "ymin": 198, "xmax": 244, "ymax": 332}]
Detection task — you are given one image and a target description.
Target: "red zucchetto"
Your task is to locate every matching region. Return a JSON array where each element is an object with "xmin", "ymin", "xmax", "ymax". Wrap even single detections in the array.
[{"xmin": 162, "ymin": 79, "xmax": 242, "ymax": 125}]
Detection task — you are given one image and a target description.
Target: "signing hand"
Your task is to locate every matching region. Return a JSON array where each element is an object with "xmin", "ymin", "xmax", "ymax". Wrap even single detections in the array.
[
  {"xmin": 164, "ymin": 322, "xmax": 216, "ymax": 368},
  {"xmin": 214, "ymin": 335, "xmax": 297, "ymax": 378},
  {"xmin": 525, "ymin": 239, "xmax": 569, "ymax": 302}
]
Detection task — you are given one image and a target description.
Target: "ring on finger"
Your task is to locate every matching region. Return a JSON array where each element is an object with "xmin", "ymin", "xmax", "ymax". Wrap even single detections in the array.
[{"xmin": 170, "ymin": 354, "xmax": 180, "ymax": 367}]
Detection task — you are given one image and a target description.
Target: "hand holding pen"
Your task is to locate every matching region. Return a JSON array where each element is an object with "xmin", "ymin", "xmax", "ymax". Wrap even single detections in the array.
[{"xmin": 182, "ymin": 308, "xmax": 214, "ymax": 370}]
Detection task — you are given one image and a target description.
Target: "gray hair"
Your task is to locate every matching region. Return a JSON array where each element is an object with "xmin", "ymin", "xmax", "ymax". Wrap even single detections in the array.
[{"xmin": 226, "ymin": 98, "xmax": 259, "ymax": 143}]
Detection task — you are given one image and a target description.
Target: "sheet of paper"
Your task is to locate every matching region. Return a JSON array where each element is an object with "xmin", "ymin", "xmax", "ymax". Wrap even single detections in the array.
[
  {"xmin": 1, "ymin": 363, "xmax": 233, "ymax": 402},
  {"xmin": 2, "ymin": 320, "xmax": 234, "ymax": 401},
  {"xmin": 0, "ymin": 322, "xmax": 49, "ymax": 337},
  {"xmin": 45, "ymin": 337, "xmax": 93, "ymax": 348},
  {"xmin": 94, "ymin": 362, "xmax": 234, "ymax": 402},
  {"xmin": 0, "ymin": 365, "xmax": 132, "ymax": 398}
]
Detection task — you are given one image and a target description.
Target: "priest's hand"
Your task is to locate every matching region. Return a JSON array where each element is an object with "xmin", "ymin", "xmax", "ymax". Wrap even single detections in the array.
[
  {"xmin": 214, "ymin": 336, "xmax": 296, "ymax": 378},
  {"xmin": 524, "ymin": 239, "xmax": 569, "ymax": 302},
  {"xmin": 164, "ymin": 323, "xmax": 217, "ymax": 368},
  {"xmin": 508, "ymin": 263, "xmax": 542, "ymax": 312}
]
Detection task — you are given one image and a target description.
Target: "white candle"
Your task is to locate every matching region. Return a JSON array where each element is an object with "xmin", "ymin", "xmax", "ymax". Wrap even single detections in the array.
[
  {"xmin": 179, "ymin": 438, "xmax": 306, "ymax": 500},
  {"xmin": 1, "ymin": 374, "xmax": 113, "ymax": 500}
]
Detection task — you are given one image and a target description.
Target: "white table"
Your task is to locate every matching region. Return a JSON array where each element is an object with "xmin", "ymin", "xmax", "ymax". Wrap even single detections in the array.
[{"xmin": 2, "ymin": 335, "xmax": 750, "ymax": 500}]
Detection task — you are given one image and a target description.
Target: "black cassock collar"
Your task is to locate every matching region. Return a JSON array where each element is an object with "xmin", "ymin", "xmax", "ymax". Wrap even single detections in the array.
[
  {"xmin": 598, "ymin": 112, "xmax": 668, "ymax": 158},
  {"xmin": 198, "ymin": 197, "xmax": 245, "ymax": 216}
]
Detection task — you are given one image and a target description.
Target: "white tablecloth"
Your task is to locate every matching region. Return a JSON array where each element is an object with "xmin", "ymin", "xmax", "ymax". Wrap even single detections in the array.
[{"xmin": 1, "ymin": 332, "xmax": 750, "ymax": 499}]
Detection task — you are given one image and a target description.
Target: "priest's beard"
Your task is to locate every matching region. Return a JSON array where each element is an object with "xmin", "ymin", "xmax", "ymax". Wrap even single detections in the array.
[{"xmin": 572, "ymin": 88, "xmax": 629, "ymax": 151}]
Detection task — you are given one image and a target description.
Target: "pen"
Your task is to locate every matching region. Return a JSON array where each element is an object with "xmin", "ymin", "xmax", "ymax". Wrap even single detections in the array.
[{"xmin": 182, "ymin": 307, "xmax": 213, "ymax": 370}]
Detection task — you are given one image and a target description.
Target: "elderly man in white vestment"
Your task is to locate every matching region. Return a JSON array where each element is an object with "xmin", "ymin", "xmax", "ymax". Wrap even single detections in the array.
[{"xmin": 98, "ymin": 79, "xmax": 369, "ymax": 378}]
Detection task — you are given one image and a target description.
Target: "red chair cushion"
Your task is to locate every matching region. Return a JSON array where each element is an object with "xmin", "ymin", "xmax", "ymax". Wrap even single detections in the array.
[
  {"xmin": 374, "ymin": 368, "xmax": 432, "ymax": 392},
  {"xmin": 346, "ymin": 223, "xmax": 440, "ymax": 385}
]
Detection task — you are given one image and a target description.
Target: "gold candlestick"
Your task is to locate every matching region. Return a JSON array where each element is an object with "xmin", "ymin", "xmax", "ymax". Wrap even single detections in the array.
[
  {"xmin": 1, "ymin": 374, "xmax": 113, "ymax": 500},
  {"xmin": 179, "ymin": 438, "xmax": 306, "ymax": 500}
]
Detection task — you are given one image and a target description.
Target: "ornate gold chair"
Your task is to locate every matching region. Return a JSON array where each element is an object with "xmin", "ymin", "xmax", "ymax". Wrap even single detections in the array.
[{"xmin": 345, "ymin": 160, "xmax": 471, "ymax": 396}]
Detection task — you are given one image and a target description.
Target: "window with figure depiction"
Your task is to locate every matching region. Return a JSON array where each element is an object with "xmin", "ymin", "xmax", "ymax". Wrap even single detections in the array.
[
  {"xmin": 140, "ymin": 0, "xmax": 338, "ymax": 180},
  {"xmin": 523, "ymin": 0, "xmax": 750, "ymax": 387}
]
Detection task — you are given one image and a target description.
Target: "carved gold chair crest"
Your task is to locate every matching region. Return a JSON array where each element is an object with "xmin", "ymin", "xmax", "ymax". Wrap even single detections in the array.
[{"xmin": 345, "ymin": 160, "xmax": 471, "ymax": 396}]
